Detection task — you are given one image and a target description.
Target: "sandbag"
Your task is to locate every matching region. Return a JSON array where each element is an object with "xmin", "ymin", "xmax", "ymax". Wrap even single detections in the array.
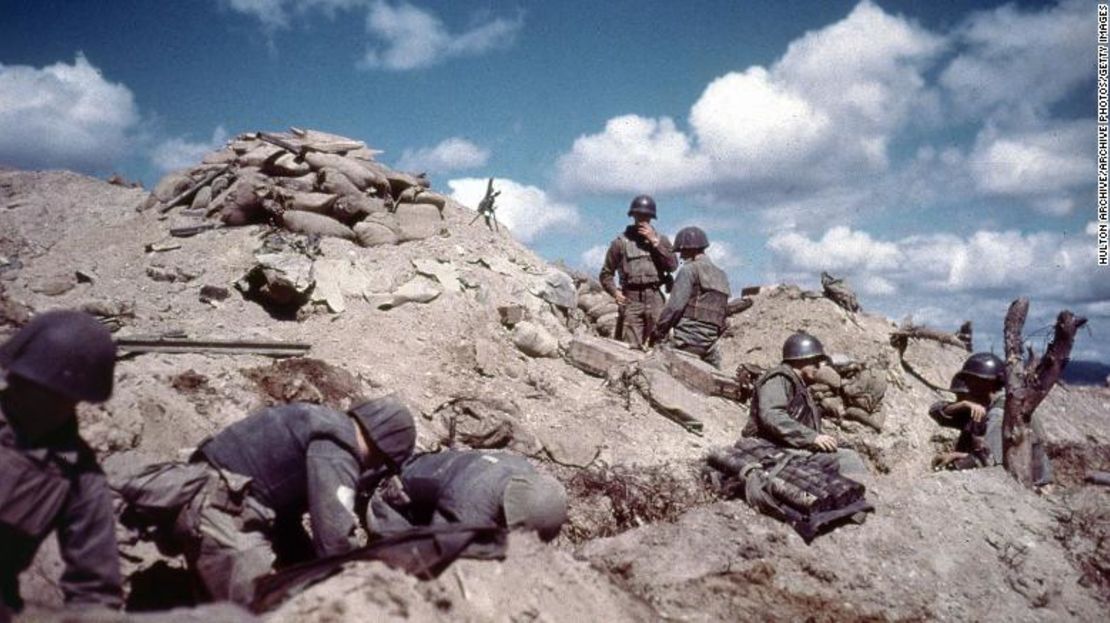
[
  {"xmin": 265, "ymin": 152, "xmax": 311, "ymax": 177},
  {"xmin": 281, "ymin": 191, "xmax": 337, "ymax": 214},
  {"xmin": 317, "ymin": 167, "xmax": 362, "ymax": 198},
  {"xmin": 151, "ymin": 170, "xmax": 192, "ymax": 202},
  {"xmin": 512, "ymin": 321, "xmax": 559, "ymax": 358},
  {"xmin": 238, "ymin": 144, "xmax": 283, "ymax": 168},
  {"xmin": 304, "ymin": 152, "xmax": 389, "ymax": 193},
  {"xmin": 221, "ymin": 176, "xmax": 268, "ymax": 225},
  {"xmin": 335, "ymin": 195, "xmax": 389, "ymax": 221},
  {"xmin": 595, "ymin": 312, "xmax": 619, "ymax": 337},
  {"xmin": 353, "ymin": 221, "xmax": 399, "ymax": 247},
  {"xmin": 189, "ymin": 186, "xmax": 212, "ymax": 211},
  {"xmin": 843, "ymin": 368, "xmax": 887, "ymax": 414},
  {"xmin": 384, "ymin": 170, "xmax": 430, "ymax": 197},
  {"xmin": 281, "ymin": 210, "xmax": 356, "ymax": 241},
  {"xmin": 274, "ymin": 173, "xmax": 318, "ymax": 193},
  {"xmin": 587, "ymin": 301, "xmax": 619, "ymax": 321},
  {"xmin": 578, "ymin": 292, "xmax": 608, "ymax": 313},
  {"xmin": 201, "ymin": 149, "xmax": 237, "ymax": 165}
]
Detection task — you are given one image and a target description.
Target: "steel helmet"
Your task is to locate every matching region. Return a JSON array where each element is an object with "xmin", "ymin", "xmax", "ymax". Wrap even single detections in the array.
[
  {"xmin": 502, "ymin": 473, "xmax": 568, "ymax": 542},
  {"xmin": 349, "ymin": 394, "xmax": 417, "ymax": 474},
  {"xmin": 673, "ymin": 226, "xmax": 709, "ymax": 252},
  {"xmin": 0, "ymin": 310, "xmax": 116, "ymax": 403},
  {"xmin": 627, "ymin": 195, "xmax": 657, "ymax": 219},
  {"xmin": 959, "ymin": 352, "xmax": 1005, "ymax": 383},
  {"xmin": 782, "ymin": 332, "xmax": 828, "ymax": 363}
]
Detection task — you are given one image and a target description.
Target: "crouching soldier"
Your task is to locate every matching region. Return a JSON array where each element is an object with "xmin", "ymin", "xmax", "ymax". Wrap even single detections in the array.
[
  {"xmin": 741, "ymin": 332, "xmax": 868, "ymax": 476},
  {"xmin": 0, "ymin": 311, "xmax": 124, "ymax": 618},
  {"xmin": 115, "ymin": 396, "xmax": 416, "ymax": 605},
  {"xmin": 649, "ymin": 226, "xmax": 731, "ymax": 368},
  {"xmin": 367, "ymin": 449, "xmax": 568, "ymax": 551},
  {"xmin": 929, "ymin": 353, "xmax": 1052, "ymax": 484}
]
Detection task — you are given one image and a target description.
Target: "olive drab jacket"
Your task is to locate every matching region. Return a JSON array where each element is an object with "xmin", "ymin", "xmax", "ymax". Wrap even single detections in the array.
[
  {"xmin": 742, "ymin": 364, "xmax": 822, "ymax": 448},
  {"xmin": 194, "ymin": 403, "xmax": 366, "ymax": 558},
  {"xmin": 0, "ymin": 409, "xmax": 123, "ymax": 613},
  {"xmin": 655, "ymin": 254, "xmax": 731, "ymax": 336},
  {"xmin": 598, "ymin": 226, "xmax": 678, "ymax": 295}
]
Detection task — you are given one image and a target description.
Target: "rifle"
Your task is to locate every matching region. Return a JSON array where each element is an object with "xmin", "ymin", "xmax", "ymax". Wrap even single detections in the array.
[{"xmin": 250, "ymin": 523, "xmax": 505, "ymax": 612}]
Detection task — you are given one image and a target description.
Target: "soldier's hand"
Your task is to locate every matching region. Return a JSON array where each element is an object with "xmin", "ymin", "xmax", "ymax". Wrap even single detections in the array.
[
  {"xmin": 812, "ymin": 434, "xmax": 838, "ymax": 452},
  {"xmin": 963, "ymin": 401, "xmax": 987, "ymax": 423},
  {"xmin": 614, "ymin": 292, "xmax": 628, "ymax": 306},
  {"xmin": 636, "ymin": 223, "xmax": 660, "ymax": 246}
]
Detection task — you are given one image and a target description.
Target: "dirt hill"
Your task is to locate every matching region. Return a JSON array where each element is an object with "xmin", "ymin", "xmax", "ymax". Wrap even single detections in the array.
[{"xmin": 1, "ymin": 154, "xmax": 1107, "ymax": 622}]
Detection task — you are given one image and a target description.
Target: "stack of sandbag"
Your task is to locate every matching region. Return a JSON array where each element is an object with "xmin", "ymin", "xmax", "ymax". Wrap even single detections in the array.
[
  {"xmin": 837, "ymin": 362, "xmax": 888, "ymax": 431},
  {"xmin": 736, "ymin": 360, "xmax": 887, "ymax": 432},
  {"xmin": 575, "ymin": 280, "xmax": 620, "ymax": 337},
  {"xmin": 139, "ymin": 128, "xmax": 452, "ymax": 246}
]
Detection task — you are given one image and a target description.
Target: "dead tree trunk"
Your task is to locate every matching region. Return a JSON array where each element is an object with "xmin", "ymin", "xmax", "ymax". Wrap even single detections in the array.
[{"xmin": 1001, "ymin": 298, "xmax": 1087, "ymax": 488}]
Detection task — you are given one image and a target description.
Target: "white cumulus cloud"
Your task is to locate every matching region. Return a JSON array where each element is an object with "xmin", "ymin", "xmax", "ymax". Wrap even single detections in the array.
[
  {"xmin": 556, "ymin": 1, "xmax": 943, "ymax": 196},
  {"xmin": 940, "ymin": 0, "xmax": 1088, "ymax": 118},
  {"xmin": 968, "ymin": 120, "xmax": 1089, "ymax": 213},
  {"xmin": 768, "ymin": 226, "xmax": 1108, "ymax": 304},
  {"xmin": 396, "ymin": 137, "xmax": 489, "ymax": 173},
  {"xmin": 447, "ymin": 177, "xmax": 578, "ymax": 243},
  {"xmin": 0, "ymin": 54, "xmax": 140, "ymax": 173},
  {"xmin": 556, "ymin": 115, "xmax": 709, "ymax": 195},
  {"xmin": 151, "ymin": 126, "xmax": 229, "ymax": 173},
  {"xmin": 359, "ymin": 1, "xmax": 522, "ymax": 71}
]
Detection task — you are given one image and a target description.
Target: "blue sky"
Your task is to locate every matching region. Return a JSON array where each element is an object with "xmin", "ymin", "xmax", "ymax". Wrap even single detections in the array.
[{"xmin": 1, "ymin": 0, "xmax": 1105, "ymax": 360}]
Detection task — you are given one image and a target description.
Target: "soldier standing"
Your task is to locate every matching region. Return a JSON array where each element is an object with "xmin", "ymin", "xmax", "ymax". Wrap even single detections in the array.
[
  {"xmin": 598, "ymin": 195, "xmax": 678, "ymax": 348},
  {"xmin": 0, "ymin": 311, "xmax": 124, "ymax": 618},
  {"xmin": 649, "ymin": 226, "xmax": 731, "ymax": 368}
]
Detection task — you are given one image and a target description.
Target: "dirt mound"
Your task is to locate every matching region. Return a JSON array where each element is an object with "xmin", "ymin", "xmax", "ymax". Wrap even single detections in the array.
[{"xmin": 2, "ymin": 162, "xmax": 1107, "ymax": 620}]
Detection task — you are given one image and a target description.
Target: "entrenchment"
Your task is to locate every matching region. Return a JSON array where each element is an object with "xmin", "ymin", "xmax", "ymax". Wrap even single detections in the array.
[{"xmin": 1, "ymin": 144, "xmax": 1108, "ymax": 621}]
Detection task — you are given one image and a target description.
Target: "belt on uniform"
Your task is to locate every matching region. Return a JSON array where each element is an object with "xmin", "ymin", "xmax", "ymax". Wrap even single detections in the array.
[{"xmin": 622, "ymin": 282, "xmax": 661, "ymax": 292}]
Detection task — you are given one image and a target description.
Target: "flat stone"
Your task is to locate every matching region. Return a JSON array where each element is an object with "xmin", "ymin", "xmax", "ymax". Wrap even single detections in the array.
[{"xmin": 564, "ymin": 335, "xmax": 644, "ymax": 377}]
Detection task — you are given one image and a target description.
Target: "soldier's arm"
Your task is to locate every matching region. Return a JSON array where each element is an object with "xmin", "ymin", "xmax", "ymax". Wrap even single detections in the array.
[
  {"xmin": 652, "ymin": 235, "xmax": 679, "ymax": 272},
  {"xmin": 598, "ymin": 239, "xmax": 622, "ymax": 297},
  {"xmin": 306, "ymin": 439, "xmax": 363, "ymax": 557},
  {"xmin": 56, "ymin": 466, "xmax": 124, "ymax": 609},
  {"xmin": 929, "ymin": 400, "xmax": 963, "ymax": 428},
  {"xmin": 654, "ymin": 267, "xmax": 693, "ymax": 338},
  {"xmin": 754, "ymin": 376, "xmax": 819, "ymax": 448}
]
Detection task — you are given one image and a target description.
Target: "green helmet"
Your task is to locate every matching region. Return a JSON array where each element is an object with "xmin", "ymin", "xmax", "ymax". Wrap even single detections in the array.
[
  {"xmin": 959, "ymin": 353, "xmax": 1005, "ymax": 383},
  {"xmin": 782, "ymin": 332, "xmax": 828, "ymax": 363},
  {"xmin": 628, "ymin": 195, "xmax": 657, "ymax": 219},
  {"xmin": 673, "ymin": 226, "xmax": 709, "ymax": 252},
  {"xmin": 0, "ymin": 310, "xmax": 116, "ymax": 403}
]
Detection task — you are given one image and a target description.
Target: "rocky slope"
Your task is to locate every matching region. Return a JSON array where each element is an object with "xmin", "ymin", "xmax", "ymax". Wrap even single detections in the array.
[{"xmin": 1, "ymin": 161, "xmax": 1107, "ymax": 622}]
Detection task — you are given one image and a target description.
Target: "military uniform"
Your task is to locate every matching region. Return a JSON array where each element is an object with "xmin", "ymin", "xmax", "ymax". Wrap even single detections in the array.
[
  {"xmin": 929, "ymin": 394, "xmax": 1052, "ymax": 484},
  {"xmin": 0, "ymin": 413, "xmax": 123, "ymax": 616},
  {"xmin": 116, "ymin": 398, "xmax": 415, "ymax": 605},
  {"xmin": 742, "ymin": 365, "xmax": 867, "ymax": 476},
  {"xmin": 598, "ymin": 225, "xmax": 678, "ymax": 348},
  {"xmin": 652, "ymin": 254, "xmax": 730, "ymax": 368},
  {"xmin": 368, "ymin": 450, "xmax": 567, "ymax": 548}
]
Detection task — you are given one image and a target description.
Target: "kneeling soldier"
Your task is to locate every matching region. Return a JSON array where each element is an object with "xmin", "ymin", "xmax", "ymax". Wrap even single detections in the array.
[
  {"xmin": 650, "ymin": 226, "xmax": 731, "ymax": 368},
  {"xmin": 0, "ymin": 311, "xmax": 124, "ymax": 617},
  {"xmin": 929, "ymin": 353, "xmax": 1052, "ymax": 484},
  {"xmin": 741, "ymin": 332, "xmax": 867, "ymax": 476},
  {"xmin": 115, "ymin": 396, "xmax": 416, "ymax": 605}
]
